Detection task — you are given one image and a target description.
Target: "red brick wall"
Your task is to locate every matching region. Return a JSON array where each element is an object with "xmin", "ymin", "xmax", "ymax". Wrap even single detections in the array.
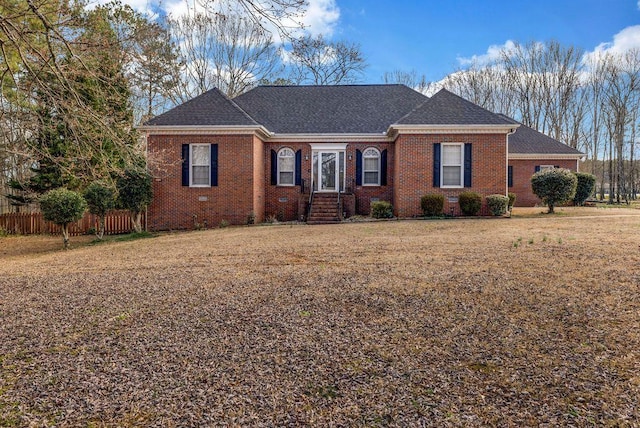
[
  {"xmin": 349, "ymin": 143, "xmax": 394, "ymax": 215},
  {"xmin": 147, "ymin": 134, "xmax": 259, "ymax": 230},
  {"xmin": 264, "ymin": 143, "xmax": 308, "ymax": 221},
  {"xmin": 394, "ymin": 134, "xmax": 508, "ymax": 217},
  {"xmin": 509, "ymin": 159, "xmax": 579, "ymax": 207},
  {"xmin": 264, "ymin": 142, "xmax": 394, "ymax": 220}
]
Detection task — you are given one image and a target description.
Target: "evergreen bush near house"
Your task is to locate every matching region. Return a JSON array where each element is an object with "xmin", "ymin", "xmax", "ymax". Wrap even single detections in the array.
[
  {"xmin": 508, "ymin": 192, "xmax": 517, "ymax": 209},
  {"xmin": 39, "ymin": 188, "xmax": 87, "ymax": 249},
  {"xmin": 84, "ymin": 182, "xmax": 116, "ymax": 240},
  {"xmin": 531, "ymin": 168, "xmax": 577, "ymax": 213},
  {"xmin": 458, "ymin": 191, "xmax": 482, "ymax": 216},
  {"xmin": 117, "ymin": 168, "xmax": 153, "ymax": 233},
  {"xmin": 486, "ymin": 194, "xmax": 509, "ymax": 216},
  {"xmin": 573, "ymin": 172, "xmax": 596, "ymax": 206},
  {"xmin": 420, "ymin": 194, "xmax": 445, "ymax": 216},
  {"xmin": 370, "ymin": 201, "xmax": 394, "ymax": 219}
]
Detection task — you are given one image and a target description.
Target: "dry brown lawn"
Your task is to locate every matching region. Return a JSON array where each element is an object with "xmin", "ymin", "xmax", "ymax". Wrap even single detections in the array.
[{"xmin": 1, "ymin": 208, "xmax": 639, "ymax": 426}]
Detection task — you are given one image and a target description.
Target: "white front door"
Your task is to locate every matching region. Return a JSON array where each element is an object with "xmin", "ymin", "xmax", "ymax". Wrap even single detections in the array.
[{"xmin": 313, "ymin": 151, "xmax": 345, "ymax": 192}]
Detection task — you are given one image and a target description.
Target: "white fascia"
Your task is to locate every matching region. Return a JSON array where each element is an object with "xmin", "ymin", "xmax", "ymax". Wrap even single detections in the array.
[
  {"xmin": 389, "ymin": 124, "xmax": 519, "ymax": 137},
  {"xmin": 508, "ymin": 153, "xmax": 585, "ymax": 161},
  {"xmin": 137, "ymin": 125, "xmax": 272, "ymax": 140},
  {"xmin": 267, "ymin": 133, "xmax": 392, "ymax": 143}
]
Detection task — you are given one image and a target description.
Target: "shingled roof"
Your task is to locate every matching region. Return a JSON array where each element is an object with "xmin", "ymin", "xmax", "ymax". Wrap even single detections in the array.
[
  {"xmin": 395, "ymin": 89, "xmax": 514, "ymax": 126},
  {"xmin": 144, "ymin": 87, "xmax": 258, "ymax": 127},
  {"xmin": 498, "ymin": 114, "xmax": 584, "ymax": 155},
  {"xmin": 233, "ymin": 84, "xmax": 428, "ymax": 134}
]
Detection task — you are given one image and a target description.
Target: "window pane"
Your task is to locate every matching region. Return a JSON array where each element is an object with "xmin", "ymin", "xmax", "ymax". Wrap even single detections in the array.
[
  {"xmin": 364, "ymin": 158, "xmax": 378, "ymax": 171},
  {"xmin": 192, "ymin": 145, "xmax": 210, "ymax": 165},
  {"xmin": 279, "ymin": 156, "xmax": 294, "ymax": 172},
  {"xmin": 442, "ymin": 145, "xmax": 461, "ymax": 164},
  {"xmin": 192, "ymin": 166, "xmax": 210, "ymax": 185},
  {"xmin": 442, "ymin": 166, "xmax": 461, "ymax": 186},
  {"xmin": 280, "ymin": 171, "xmax": 294, "ymax": 185},
  {"xmin": 364, "ymin": 171, "xmax": 378, "ymax": 184}
]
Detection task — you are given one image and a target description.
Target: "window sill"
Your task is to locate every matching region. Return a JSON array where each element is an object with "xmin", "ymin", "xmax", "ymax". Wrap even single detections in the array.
[
  {"xmin": 190, "ymin": 185, "xmax": 211, "ymax": 188},
  {"xmin": 440, "ymin": 185, "xmax": 463, "ymax": 189}
]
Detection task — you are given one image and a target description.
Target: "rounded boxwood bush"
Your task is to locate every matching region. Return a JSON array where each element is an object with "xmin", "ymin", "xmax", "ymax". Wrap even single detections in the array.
[
  {"xmin": 531, "ymin": 168, "xmax": 577, "ymax": 213},
  {"xmin": 486, "ymin": 194, "xmax": 509, "ymax": 216},
  {"xmin": 40, "ymin": 188, "xmax": 87, "ymax": 249},
  {"xmin": 370, "ymin": 200, "xmax": 394, "ymax": 219},
  {"xmin": 508, "ymin": 192, "xmax": 517, "ymax": 208},
  {"xmin": 421, "ymin": 194, "xmax": 444, "ymax": 216},
  {"xmin": 573, "ymin": 172, "xmax": 596, "ymax": 206},
  {"xmin": 458, "ymin": 191, "xmax": 482, "ymax": 216}
]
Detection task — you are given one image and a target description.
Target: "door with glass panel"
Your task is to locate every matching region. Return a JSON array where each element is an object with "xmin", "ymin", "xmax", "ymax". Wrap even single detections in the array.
[{"xmin": 312, "ymin": 151, "xmax": 345, "ymax": 192}]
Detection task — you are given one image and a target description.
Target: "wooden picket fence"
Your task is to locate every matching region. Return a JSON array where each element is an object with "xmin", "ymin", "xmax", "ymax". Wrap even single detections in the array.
[{"xmin": 0, "ymin": 210, "xmax": 144, "ymax": 236}]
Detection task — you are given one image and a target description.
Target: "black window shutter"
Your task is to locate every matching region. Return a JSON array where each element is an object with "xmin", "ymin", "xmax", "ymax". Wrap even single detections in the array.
[
  {"xmin": 464, "ymin": 143, "xmax": 472, "ymax": 187},
  {"xmin": 270, "ymin": 150, "xmax": 277, "ymax": 185},
  {"xmin": 535, "ymin": 165, "xmax": 541, "ymax": 173},
  {"xmin": 433, "ymin": 143, "xmax": 441, "ymax": 187},
  {"xmin": 380, "ymin": 149, "xmax": 388, "ymax": 186},
  {"xmin": 295, "ymin": 150, "xmax": 302, "ymax": 186},
  {"xmin": 508, "ymin": 165, "xmax": 513, "ymax": 188},
  {"xmin": 355, "ymin": 149, "xmax": 362, "ymax": 186},
  {"xmin": 210, "ymin": 144, "xmax": 218, "ymax": 186},
  {"xmin": 181, "ymin": 144, "xmax": 189, "ymax": 186}
]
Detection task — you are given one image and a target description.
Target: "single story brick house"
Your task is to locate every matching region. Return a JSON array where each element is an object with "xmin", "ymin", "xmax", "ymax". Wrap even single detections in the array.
[{"xmin": 139, "ymin": 85, "xmax": 584, "ymax": 230}]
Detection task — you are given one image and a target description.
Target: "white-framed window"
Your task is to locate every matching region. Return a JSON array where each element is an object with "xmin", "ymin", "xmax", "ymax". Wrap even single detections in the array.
[
  {"xmin": 278, "ymin": 147, "xmax": 295, "ymax": 186},
  {"xmin": 363, "ymin": 147, "xmax": 380, "ymax": 186},
  {"xmin": 441, "ymin": 143, "xmax": 464, "ymax": 188},
  {"xmin": 190, "ymin": 144, "xmax": 210, "ymax": 187}
]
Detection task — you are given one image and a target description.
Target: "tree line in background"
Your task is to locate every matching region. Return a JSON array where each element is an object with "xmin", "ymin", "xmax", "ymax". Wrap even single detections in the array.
[
  {"xmin": 1, "ymin": 0, "xmax": 638, "ymax": 215},
  {"xmin": 440, "ymin": 41, "xmax": 640, "ymax": 204}
]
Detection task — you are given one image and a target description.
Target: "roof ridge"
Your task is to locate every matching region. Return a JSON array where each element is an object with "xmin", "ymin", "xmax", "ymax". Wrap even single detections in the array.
[{"xmin": 224, "ymin": 90, "xmax": 260, "ymax": 126}]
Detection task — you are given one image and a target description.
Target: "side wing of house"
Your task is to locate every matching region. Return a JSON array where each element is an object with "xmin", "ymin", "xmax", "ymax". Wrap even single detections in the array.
[
  {"xmin": 504, "ymin": 116, "xmax": 584, "ymax": 207},
  {"xmin": 140, "ymin": 88, "xmax": 268, "ymax": 230}
]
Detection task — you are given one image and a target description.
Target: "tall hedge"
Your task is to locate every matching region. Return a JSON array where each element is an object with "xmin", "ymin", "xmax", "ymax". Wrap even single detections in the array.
[
  {"xmin": 84, "ymin": 182, "xmax": 116, "ymax": 239},
  {"xmin": 531, "ymin": 168, "xmax": 577, "ymax": 213},
  {"xmin": 117, "ymin": 168, "xmax": 153, "ymax": 233},
  {"xmin": 573, "ymin": 172, "xmax": 596, "ymax": 206}
]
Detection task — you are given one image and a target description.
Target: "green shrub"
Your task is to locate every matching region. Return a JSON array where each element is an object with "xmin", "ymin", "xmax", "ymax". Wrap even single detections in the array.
[
  {"xmin": 486, "ymin": 194, "xmax": 509, "ymax": 216},
  {"xmin": 370, "ymin": 201, "xmax": 394, "ymax": 219},
  {"xmin": 84, "ymin": 182, "xmax": 116, "ymax": 239},
  {"xmin": 573, "ymin": 172, "xmax": 596, "ymax": 206},
  {"xmin": 39, "ymin": 188, "xmax": 87, "ymax": 249},
  {"xmin": 117, "ymin": 168, "xmax": 153, "ymax": 233},
  {"xmin": 531, "ymin": 168, "xmax": 577, "ymax": 213},
  {"xmin": 508, "ymin": 192, "xmax": 517, "ymax": 208},
  {"xmin": 458, "ymin": 191, "xmax": 482, "ymax": 216},
  {"xmin": 420, "ymin": 194, "xmax": 444, "ymax": 216}
]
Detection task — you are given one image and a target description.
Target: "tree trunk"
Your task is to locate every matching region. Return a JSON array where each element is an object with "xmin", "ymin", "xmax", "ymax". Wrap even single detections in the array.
[
  {"xmin": 97, "ymin": 216, "xmax": 105, "ymax": 240},
  {"xmin": 548, "ymin": 203, "xmax": 555, "ymax": 214},
  {"xmin": 62, "ymin": 224, "xmax": 70, "ymax": 250},
  {"xmin": 131, "ymin": 211, "xmax": 142, "ymax": 233}
]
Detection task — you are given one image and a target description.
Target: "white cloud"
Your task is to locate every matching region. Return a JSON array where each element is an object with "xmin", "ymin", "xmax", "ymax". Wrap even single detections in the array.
[
  {"xmin": 457, "ymin": 40, "xmax": 517, "ymax": 67},
  {"xmin": 300, "ymin": 0, "xmax": 340, "ymax": 37},
  {"xmin": 586, "ymin": 25, "xmax": 640, "ymax": 57}
]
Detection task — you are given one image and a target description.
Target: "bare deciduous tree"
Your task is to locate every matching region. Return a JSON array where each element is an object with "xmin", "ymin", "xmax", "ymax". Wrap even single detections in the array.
[
  {"xmin": 287, "ymin": 34, "xmax": 367, "ymax": 85},
  {"xmin": 169, "ymin": 10, "xmax": 282, "ymax": 101}
]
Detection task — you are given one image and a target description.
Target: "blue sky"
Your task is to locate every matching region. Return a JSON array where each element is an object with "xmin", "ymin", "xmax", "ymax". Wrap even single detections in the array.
[
  {"xmin": 332, "ymin": 0, "xmax": 640, "ymax": 82},
  {"xmin": 104, "ymin": 0, "xmax": 640, "ymax": 83}
]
